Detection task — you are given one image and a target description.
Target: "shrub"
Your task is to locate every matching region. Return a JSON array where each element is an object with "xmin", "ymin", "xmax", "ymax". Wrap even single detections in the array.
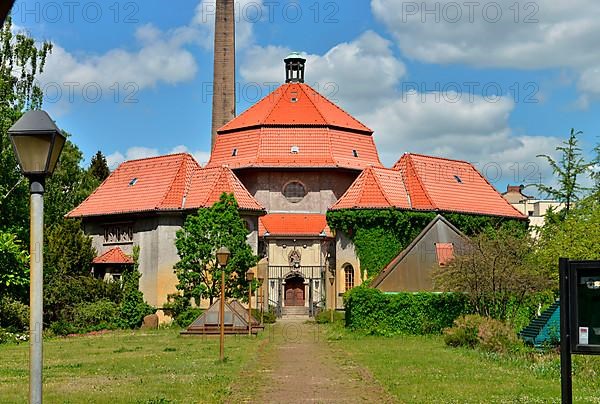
[
  {"xmin": 0, "ymin": 328, "xmax": 28, "ymax": 344},
  {"xmin": 116, "ymin": 247, "xmax": 155, "ymax": 329},
  {"xmin": 444, "ymin": 315, "xmax": 523, "ymax": 353},
  {"xmin": 0, "ymin": 296, "xmax": 29, "ymax": 331},
  {"xmin": 174, "ymin": 308, "xmax": 203, "ymax": 328},
  {"xmin": 443, "ymin": 315, "xmax": 485, "ymax": 348},
  {"xmin": 477, "ymin": 317, "xmax": 522, "ymax": 353},
  {"xmin": 72, "ymin": 299, "xmax": 120, "ymax": 332},
  {"xmin": 253, "ymin": 307, "xmax": 277, "ymax": 324},
  {"xmin": 49, "ymin": 320, "xmax": 77, "ymax": 336},
  {"xmin": 344, "ymin": 286, "xmax": 470, "ymax": 336}
]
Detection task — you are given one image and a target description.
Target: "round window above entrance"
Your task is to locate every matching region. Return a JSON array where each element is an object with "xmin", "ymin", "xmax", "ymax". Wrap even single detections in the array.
[{"xmin": 283, "ymin": 181, "xmax": 307, "ymax": 203}]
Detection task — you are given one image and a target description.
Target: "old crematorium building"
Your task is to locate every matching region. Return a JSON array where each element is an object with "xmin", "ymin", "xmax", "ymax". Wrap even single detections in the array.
[{"xmin": 68, "ymin": 56, "xmax": 525, "ymax": 318}]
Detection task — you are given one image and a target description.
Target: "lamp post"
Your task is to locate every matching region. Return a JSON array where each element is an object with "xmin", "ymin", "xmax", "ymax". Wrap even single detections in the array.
[
  {"xmin": 246, "ymin": 268, "xmax": 255, "ymax": 336},
  {"xmin": 9, "ymin": 110, "xmax": 66, "ymax": 404},
  {"xmin": 216, "ymin": 246, "xmax": 230, "ymax": 362},
  {"xmin": 328, "ymin": 273, "xmax": 335, "ymax": 324}
]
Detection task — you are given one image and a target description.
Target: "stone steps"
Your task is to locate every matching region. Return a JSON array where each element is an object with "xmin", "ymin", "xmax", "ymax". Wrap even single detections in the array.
[{"xmin": 282, "ymin": 306, "xmax": 308, "ymax": 316}]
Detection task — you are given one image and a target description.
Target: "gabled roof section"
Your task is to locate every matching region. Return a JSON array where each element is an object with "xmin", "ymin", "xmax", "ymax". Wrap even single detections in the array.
[
  {"xmin": 92, "ymin": 247, "xmax": 134, "ymax": 265},
  {"xmin": 185, "ymin": 166, "xmax": 264, "ymax": 212},
  {"xmin": 67, "ymin": 153, "xmax": 200, "ymax": 218},
  {"xmin": 370, "ymin": 215, "xmax": 466, "ymax": 288},
  {"xmin": 259, "ymin": 213, "xmax": 332, "ymax": 237},
  {"xmin": 218, "ymin": 83, "xmax": 372, "ymax": 134},
  {"xmin": 67, "ymin": 154, "xmax": 263, "ymax": 218},
  {"xmin": 393, "ymin": 153, "xmax": 525, "ymax": 218},
  {"xmin": 330, "ymin": 166, "xmax": 411, "ymax": 210}
]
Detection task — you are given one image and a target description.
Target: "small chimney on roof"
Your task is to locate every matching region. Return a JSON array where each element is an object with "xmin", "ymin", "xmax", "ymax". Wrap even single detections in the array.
[{"xmin": 284, "ymin": 52, "xmax": 306, "ymax": 83}]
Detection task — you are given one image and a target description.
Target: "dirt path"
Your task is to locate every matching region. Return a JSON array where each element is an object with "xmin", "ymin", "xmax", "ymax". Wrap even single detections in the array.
[{"xmin": 232, "ymin": 318, "xmax": 392, "ymax": 403}]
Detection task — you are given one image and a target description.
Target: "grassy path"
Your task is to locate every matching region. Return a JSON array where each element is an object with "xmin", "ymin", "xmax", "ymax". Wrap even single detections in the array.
[{"xmin": 230, "ymin": 318, "xmax": 392, "ymax": 403}]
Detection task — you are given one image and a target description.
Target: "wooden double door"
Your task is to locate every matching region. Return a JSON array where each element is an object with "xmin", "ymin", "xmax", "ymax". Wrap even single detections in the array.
[{"xmin": 284, "ymin": 277, "xmax": 305, "ymax": 306}]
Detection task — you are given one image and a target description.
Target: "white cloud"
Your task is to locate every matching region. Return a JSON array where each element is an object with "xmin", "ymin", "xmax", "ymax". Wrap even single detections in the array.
[
  {"xmin": 106, "ymin": 145, "xmax": 211, "ymax": 169},
  {"xmin": 371, "ymin": 0, "xmax": 600, "ymax": 100},
  {"xmin": 37, "ymin": 0, "xmax": 264, "ymax": 107},
  {"xmin": 239, "ymin": 32, "xmax": 560, "ymax": 189},
  {"xmin": 240, "ymin": 31, "xmax": 406, "ymax": 113}
]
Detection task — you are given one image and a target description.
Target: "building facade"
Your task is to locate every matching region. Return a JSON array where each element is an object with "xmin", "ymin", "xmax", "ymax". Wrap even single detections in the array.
[{"xmin": 69, "ymin": 56, "xmax": 525, "ymax": 317}]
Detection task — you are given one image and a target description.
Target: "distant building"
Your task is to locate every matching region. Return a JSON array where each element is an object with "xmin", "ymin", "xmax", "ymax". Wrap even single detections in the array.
[{"xmin": 502, "ymin": 185, "xmax": 564, "ymax": 229}]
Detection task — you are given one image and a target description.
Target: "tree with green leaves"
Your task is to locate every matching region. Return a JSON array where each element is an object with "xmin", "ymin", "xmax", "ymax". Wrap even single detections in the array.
[
  {"xmin": 44, "ymin": 136, "xmax": 100, "ymax": 227},
  {"xmin": 433, "ymin": 227, "xmax": 552, "ymax": 321},
  {"xmin": 0, "ymin": 17, "xmax": 52, "ymax": 238},
  {"xmin": 174, "ymin": 193, "xmax": 257, "ymax": 306},
  {"xmin": 0, "ymin": 231, "xmax": 28, "ymax": 300},
  {"xmin": 117, "ymin": 246, "xmax": 154, "ymax": 328},
  {"xmin": 89, "ymin": 151, "xmax": 110, "ymax": 182},
  {"xmin": 536, "ymin": 128, "xmax": 591, "ymax": 214},
  {"xmin": 533, "ymin": 196, "xmax": 600, "ymax": 283}
]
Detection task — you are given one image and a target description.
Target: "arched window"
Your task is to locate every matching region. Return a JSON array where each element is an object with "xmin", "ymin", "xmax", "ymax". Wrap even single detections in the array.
[
  {"xmin": 283, "ymin": 181, "xmax": 307, "ymax": 203},
  {"xmin": 344, "ymin": 265, "xmax": 355, "ymax": 291}
]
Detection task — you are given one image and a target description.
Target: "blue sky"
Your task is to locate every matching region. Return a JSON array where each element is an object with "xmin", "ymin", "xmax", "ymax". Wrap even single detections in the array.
[{"xmin": 11, "ymin": 0, "xmax": 600, "ymax": 193}]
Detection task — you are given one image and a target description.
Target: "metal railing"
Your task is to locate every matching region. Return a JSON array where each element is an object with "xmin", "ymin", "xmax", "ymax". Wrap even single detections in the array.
[{"xmin": 268, "ymin": 265, "xmax": 324, "ymax": 280}]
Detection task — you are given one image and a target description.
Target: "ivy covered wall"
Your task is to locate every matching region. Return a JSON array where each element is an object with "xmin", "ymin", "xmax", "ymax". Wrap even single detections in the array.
[{"xmin": 326, "ymin": 209, "xmax": 527, "ymax": 277}]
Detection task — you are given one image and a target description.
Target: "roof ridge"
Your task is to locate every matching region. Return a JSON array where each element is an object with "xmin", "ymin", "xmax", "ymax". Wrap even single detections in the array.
[
  {"xmin": 120, "ymin": 152, "xmax": 191, "ymax": 166},
  {"xmin": 367, "ymin": 166, "xmax": 394, "ymax": 207},
  {"xmin": 157, "ymin": 154, "xmax": 189, "ymax": 209},
  {"xmin": 298, "ymin": 84, "xmax": 328, "ymax": 125},
  {"xmin": 403, "ymin": 154, "xmax": 435, "ymax": 208},
  {"xmin": 405, "ymin": 152, "xmax": 471, "ymax": 165},
  {"xmin": 300, "ymin": 83, "xmax": 372, "ymax": 133},
  {"xmin": 218, "ymin": 85, "xmax": 286, "ymax": 133},
  {"xmin": 263, "ymin": 84, "xmax": 289, "ymax": 124}
]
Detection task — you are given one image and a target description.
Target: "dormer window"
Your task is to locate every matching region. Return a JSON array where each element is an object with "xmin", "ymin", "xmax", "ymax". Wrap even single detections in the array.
[
  {"xmin": 129, "ymin": 178, "xmax": 138, "ymax": 186},
  {"xmin": 454, "ymin": 175, "xmax": 462, "ymax": 184},
  {"xmin": 352, "ymin": 150, "xmax": 359, "ymax": 158},
  {"xmin": 232, "ymin": 148, "xmax": 238, "ymax": 156},
  {"xmin": 291, "ymin": 145, "xmax": 300, "ymax": 154}
]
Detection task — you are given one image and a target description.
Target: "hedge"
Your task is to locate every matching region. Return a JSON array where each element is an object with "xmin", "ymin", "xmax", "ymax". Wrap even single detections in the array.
[
  {"xmin": 326, "ymin": 209, "xmax": 527, "ymax": 277},
  {"xmin": 344, "ymin": 287, "xmax": 471, "ymax": 336}
]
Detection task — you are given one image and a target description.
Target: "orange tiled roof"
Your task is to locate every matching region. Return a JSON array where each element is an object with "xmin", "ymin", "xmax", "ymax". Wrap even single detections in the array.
[
  {"xmin": 92, "ymin": 247, "xmax": 133, "ymax": 265},
  {"xmin": 208, "ymin": 128, "xmax": 382, "ymax": 170},
  {"xmin": 394, "ymin": 154, "xmax": 524, "ymax": 218},
  {"xmin": 259, "ymin": 213, "xmax": 332, "ymax": 237},
  {"xmin": 330, "ymin": 166, "xmax": 411, "ymax": 210},
  {"xmin": 331, "ymin": 153, "xmax": 525, "ymax": 219},
  {"xmin": 185, "ymin": 166, "xmax": 264, "ymax": 211},
  {"xmin": 207, "ymin": 82, "xmax": 382, "ymax": 170},
  {"xmin": 219, "ymin": 83, "xmax": 371, "ymax": 133},
  {"xmin": 67, "ymin": 154, "xmax": 264, "ymax": 218}
]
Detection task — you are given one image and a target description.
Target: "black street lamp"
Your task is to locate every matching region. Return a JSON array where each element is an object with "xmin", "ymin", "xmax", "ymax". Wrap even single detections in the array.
[
  {"xmin": 9, "ymin": 110, "xmax": 66, "ymax": 404},
  {"xmin": 216, "ymin": 246, "xmax": 231, "ymax": 362}
]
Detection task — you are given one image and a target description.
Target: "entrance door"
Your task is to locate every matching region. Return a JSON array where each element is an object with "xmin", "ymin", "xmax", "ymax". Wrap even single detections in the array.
[{"xmin": 284, "ymin": 276, "xmax": 305, "ymax": 306}]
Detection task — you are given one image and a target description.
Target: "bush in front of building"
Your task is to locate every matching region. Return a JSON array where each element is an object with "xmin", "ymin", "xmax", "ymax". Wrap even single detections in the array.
[
  {"xmin": 344, "ymin": 286, "xmax": 470, "ymax": 336},
  {"xmin": 444, "ymin": 314, "xmax": 523, "ymax": 354},
  {"xmin": 314, "ymin": 309, "xmax": 345, "ymax": 324}
]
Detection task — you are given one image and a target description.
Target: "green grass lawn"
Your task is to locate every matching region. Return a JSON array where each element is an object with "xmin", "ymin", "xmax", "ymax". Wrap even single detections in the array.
[
  {"xmin": 328, "ymin": 327, "xmax": 600, "ymax": 403},
  {"xmin": 0, "ymin": 328, "xmax": 263, "ymax": 403}
]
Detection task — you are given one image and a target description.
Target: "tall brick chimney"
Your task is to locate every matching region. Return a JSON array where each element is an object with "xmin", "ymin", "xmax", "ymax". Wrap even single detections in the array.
[{"xmin": 211, "ymin": 0, "xmax": 236, "ymax": 150}]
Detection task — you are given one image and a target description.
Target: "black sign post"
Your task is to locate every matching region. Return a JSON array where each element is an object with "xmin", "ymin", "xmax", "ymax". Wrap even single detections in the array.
[
  {"xmin": 559, "ymin": 258, "xmax": 600, "ymax": 404},
  {"xmin": 559, "ymin": 258, "xmax": 572, "ymax": 404}
]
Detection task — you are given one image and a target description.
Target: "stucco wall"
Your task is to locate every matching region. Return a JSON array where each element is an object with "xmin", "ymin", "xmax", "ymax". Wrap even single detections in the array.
[
  {"xmin": 334, "ymin": 231, "xmax": 361, "ymax": 309},
  {"xmin": 84, "ymin": 212, "xmax": 259, "ymax": 308},
  {"xmin": 236, "ymin": 169, "xmax": 358, "ymax": 213}
]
